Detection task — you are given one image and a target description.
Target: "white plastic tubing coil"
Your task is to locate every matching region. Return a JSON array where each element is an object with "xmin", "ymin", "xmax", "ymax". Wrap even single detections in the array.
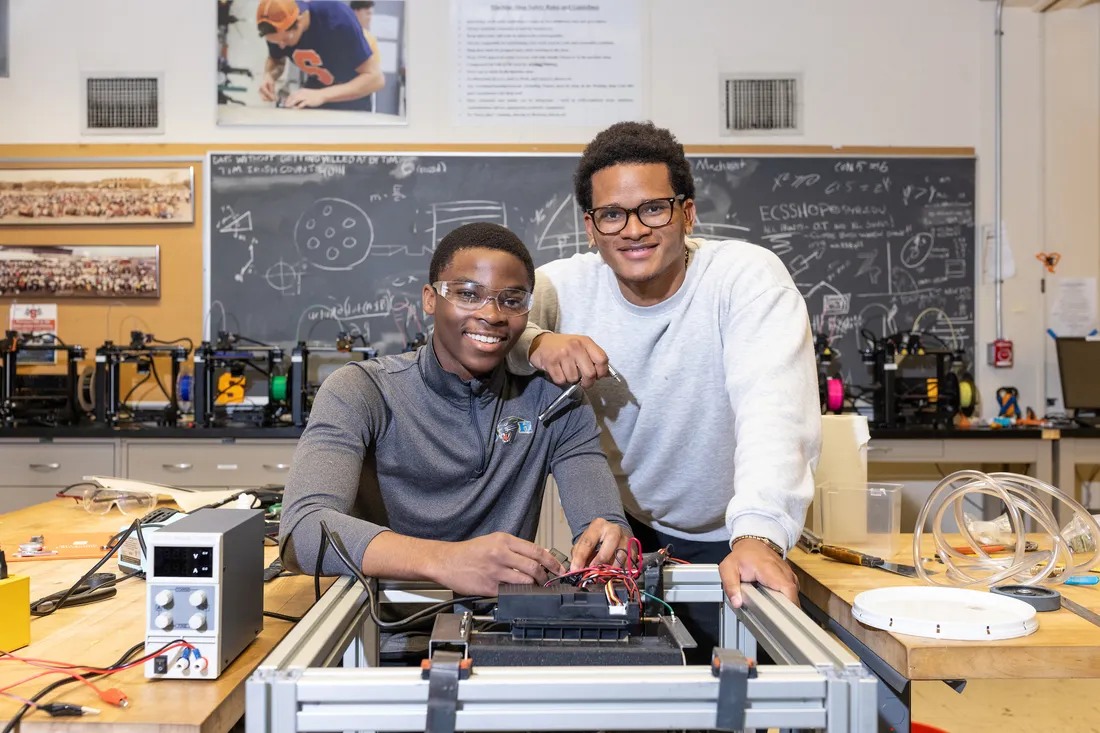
[{"xmin": 913, "ymin": 470, "xmax": 1100, "ymax": 588}]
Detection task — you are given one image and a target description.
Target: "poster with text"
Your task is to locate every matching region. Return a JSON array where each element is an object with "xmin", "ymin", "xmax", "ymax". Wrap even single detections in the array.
[
  {"xmin": 218, "ymin": 0, "xmax": 407, "ymax": 126},
  {"xmin": 9, "ymin": 303, "xmax": 58, "ymax": 365},
  {"xmin": 451, "ymin": 0, "xmax": 642, "ymax": 126}
]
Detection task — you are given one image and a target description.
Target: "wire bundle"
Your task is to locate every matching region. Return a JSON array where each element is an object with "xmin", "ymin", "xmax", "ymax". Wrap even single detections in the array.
[
  {"xmin": 913, "ymin": 470, "xmax": 1100, "ymax": 588},
  {"xmin": 547, "ymin": 540, "xmax": 689, "ymax": 610},
  {"xmin": 1, "ymin": 641, "xmax": 196, "ymax": 732}
]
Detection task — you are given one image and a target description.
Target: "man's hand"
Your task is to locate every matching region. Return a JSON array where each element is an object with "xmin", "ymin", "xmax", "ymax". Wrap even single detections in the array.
[
  {"xmin": 530, "ymin": 333, "xmax": 609, "ymax": 389},
  {"xmin": 436, "ymin": 532, "xmax": 567, "ymax": 597},
  {"xmin": 285, "ymin": 88, "xmax": 328, "ymax": 109},
  {"xmin": 569, "ymin": 518, "xmax": 630, "ymax": 572},
  {"xmin": 720, "ymin": 539, "xmax": 798, "ymax": 608},
  {"xmin": 259, "ymin": 74, "xmax": 277, "ymax": 102}
]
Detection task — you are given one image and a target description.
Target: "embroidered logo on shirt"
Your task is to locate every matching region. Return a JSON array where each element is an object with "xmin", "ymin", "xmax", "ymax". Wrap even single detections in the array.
[{"xmin": 496, "ymin": 416, "xmax": 533, "ymax": 443}]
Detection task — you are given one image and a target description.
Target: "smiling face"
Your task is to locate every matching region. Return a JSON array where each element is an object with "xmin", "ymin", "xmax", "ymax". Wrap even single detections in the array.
[
  {"xmin": 585, "ymin": 163, "xmax": 696, "ymax": 306},
  {"xmin": 422, "ymin": 247, "xmax": 531, "ymax": 381}
]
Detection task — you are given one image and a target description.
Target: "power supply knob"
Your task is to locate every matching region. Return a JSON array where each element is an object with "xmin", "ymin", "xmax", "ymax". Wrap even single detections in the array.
[
  {"xmin": 189, "ymin": 590, "xmax": 207, "ymax": 608},
  {"xmin": 155, "ymin": 613, "xmax": 173, "ymax": 630},
  {"xmin": 155, "ymin": 590, "xmax": 174, "ymax": 608},
  {"xmin": 188, "ymin": 613, "xmax": 207, "ymax": 631}
]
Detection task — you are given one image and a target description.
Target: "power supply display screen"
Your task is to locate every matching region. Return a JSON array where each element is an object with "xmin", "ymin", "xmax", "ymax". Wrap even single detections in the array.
[{"xmin": 154, "ymin": 546, "xmax": 213, "ymax": 578}]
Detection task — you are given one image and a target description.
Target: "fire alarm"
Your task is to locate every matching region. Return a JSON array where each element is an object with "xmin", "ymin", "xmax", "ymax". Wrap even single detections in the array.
[{"xmin": 987, "ymin": 339, "xmax": 1014, "ymax": 368}]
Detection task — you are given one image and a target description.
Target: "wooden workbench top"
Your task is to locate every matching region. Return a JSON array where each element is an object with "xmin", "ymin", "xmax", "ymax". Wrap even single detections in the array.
[
  {"xmin": 790, "ymin": 535, "xmax": 1100, "ymax": 681},
  {"xmin": 0, "ymin": 498, "xmax": 322, "ymax": 733}
]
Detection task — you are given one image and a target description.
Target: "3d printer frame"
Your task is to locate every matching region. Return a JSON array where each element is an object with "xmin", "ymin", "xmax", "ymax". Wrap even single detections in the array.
[
  {"xmin": 246, "ymin": 568, "xmax": 877, "ymax": 733},
  {"xmin": 0, "ymin": 330, "xmax": 87, "ymax": 428},
  {"xmin": 193, "ymin": 332, "xmax": 287, "ymax": 428},
  {"xmin": 94, "ymin": 331, "xmax": 189, "ymax": 427}
]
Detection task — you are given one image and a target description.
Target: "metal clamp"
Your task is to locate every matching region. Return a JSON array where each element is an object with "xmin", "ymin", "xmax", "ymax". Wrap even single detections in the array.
[
  {"xmin": 421, "ymin": 650, "xmax": 471, "ymax": 733},
  {"xmin": 711, "ymin": 648, "xmax": 756, "ymax": 732}
]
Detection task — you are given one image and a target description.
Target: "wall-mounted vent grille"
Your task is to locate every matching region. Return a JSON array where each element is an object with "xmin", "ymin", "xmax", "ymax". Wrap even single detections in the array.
[
  {"xmin": 721, "ymin": 75, "xmax": 802, "ymax": 135},
  {"xmin": 81, "ymin": 74, "xmax": 164, "ymax": 134}
]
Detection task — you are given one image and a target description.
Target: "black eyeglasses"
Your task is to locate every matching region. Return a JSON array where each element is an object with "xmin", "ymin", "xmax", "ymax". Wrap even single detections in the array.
[
  {"xmin": 433, "ymin": 281, "xmax": 533, "ymax": 317},
  {"xmin": 586, "ymin": 195, "xmax": 686, "ymax": 235}
]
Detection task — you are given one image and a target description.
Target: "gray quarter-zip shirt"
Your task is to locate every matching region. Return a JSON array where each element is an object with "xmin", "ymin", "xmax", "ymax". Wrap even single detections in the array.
[{"xmin": 279, "ymin": 340, "xmax": 629, "ymax": 575}]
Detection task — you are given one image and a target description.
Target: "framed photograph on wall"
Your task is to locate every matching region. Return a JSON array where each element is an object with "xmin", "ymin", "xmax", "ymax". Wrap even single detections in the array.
[
  {"xmin": 0, "ymin": 167, "xmax": 194, "ymax": 226},
  {"xmin": 217, "ymin": 0, "xmax": 408, "ymax": 126},
  {"xmin": 0, "ymin": 245, "xmax": 161, "ymax": 299}
]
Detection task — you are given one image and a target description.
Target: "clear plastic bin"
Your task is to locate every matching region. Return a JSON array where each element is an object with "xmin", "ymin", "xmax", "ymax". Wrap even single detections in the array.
[{"xmin": 820, "ymin": 482, "xmax": 903, "ymax": 559}]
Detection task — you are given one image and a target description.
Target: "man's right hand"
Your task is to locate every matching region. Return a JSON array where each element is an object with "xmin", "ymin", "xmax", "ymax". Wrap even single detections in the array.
[
  {"xmin": 529, "ymin": 333, "xmax": 609, "ymax": 389},
  {"xmin": 259, "ymin": 74, "xmax": 277, "ymax": 102},
  {"xmin": 436, "ymin": 532, "xmax": 567, "ymax": 597}
]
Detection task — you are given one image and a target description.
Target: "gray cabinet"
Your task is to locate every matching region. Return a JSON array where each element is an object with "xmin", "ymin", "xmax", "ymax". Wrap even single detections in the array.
[
  {"xmin": 0, "ymin": 439, "xmax": 117, "ymax": 513},
  {"xmin": 123, "ymin": 440, "xmax": 298, "ymax": 488}
]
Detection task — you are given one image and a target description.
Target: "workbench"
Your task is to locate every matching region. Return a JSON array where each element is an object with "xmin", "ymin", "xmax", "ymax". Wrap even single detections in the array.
[
  {"xmin": 0, "ymin": 498, "xmax": 322, "ymax": 733},
  {"xmin": 790, "ymin": 534, "xmax": 1100, "ymax": 733}
]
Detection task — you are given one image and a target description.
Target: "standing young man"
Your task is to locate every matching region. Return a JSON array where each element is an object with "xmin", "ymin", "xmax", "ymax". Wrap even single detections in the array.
[
  {"xmin": 256, "ymin": 0, "xmax": 385, "ymax": 112},
  {"xmin": 507, "ymin": 122, "xmax": 821, "ymax": 654},
  {"xmin": 280, "ymin": 223, "xmax": 630, "ymax": 596}
]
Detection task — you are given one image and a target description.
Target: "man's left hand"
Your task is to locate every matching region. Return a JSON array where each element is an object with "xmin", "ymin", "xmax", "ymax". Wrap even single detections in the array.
[
  {"xmin": 720, "ymin": 539, "xmax": 798, "ymax": 608},
  {"xmin": 569, "ymin": 518, "xmax": 630, "ymax": 572},
  {"xmin": 285, "ymin": 88, "xmax": 328, "ymax": 109}
]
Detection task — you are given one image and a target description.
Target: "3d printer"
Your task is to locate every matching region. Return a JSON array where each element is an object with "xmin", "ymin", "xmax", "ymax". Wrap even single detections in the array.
[
  {"xmin": 815, "ymin": 333, "xmax": 846, "ymax": 415},
  {"xmin": 861, "ymin": 330, "xmax": 964, "ymax": 429},
  {"xmin": 94, "ymin": 331, "xmax": 191, "ymax": 427},
  {"xmin": 193, "ymin": 331, "xmax": 288, "ymax": 428},
  {"xmin": 0, "ymin": 330, "xmax": 87, "ymax": 428},
  {"xmin": 289, "ymin": 332, "xmax": 377, "ymax": 427},
  {"xmin": 426, "ymin": 546, "xmax": 694, "ymax": 667}
]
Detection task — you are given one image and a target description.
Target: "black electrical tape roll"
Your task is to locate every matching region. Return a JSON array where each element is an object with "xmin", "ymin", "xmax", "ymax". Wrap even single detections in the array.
[{"xmin": 991, "ymin": 584, "xmax": 1062, "ymax": 612}]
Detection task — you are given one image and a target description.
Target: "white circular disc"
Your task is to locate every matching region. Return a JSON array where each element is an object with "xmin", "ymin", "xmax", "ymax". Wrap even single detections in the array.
[{"xmin": 852, "ymin": 586, "xmax": 1039, "ymax": 641}]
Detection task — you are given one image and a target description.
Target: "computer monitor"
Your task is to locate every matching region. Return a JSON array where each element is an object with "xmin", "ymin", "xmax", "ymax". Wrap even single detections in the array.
[{"xmin": 1056, "ymin": 337, "xmax": 1100, "ymax": 412}]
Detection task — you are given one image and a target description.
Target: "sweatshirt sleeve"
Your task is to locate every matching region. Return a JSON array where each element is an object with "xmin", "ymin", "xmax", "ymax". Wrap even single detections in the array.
[
  {"xmin": 506, "ymin": 269, "xmax": 561, "ymax": 376},
  {"xmin": 278, "ymin": 364, "xmax": 390, "ymax": 575},
  {"xmin": 546, "ymin": 394, "xmax": 630, "ymax": 542},
  {"xmin": 721, "ymin": 276, "xmax": 822, "ymax": 553}
]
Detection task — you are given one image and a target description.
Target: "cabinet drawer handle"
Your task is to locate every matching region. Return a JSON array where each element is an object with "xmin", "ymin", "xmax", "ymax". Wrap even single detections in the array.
[
  {"xmin": 29, "ymin": 463, "xmax": 60, "ymax": 471},
  {"xmin": 163, "ymin": 463, "xmax": 193, "ymax": 470},
  {"xmin": 263, "ymin": 463, "xmax": 291, "ymax": 471},
  {"xmin": 867, "ymin": 446, "xmax": 892, "ymax": 453}
]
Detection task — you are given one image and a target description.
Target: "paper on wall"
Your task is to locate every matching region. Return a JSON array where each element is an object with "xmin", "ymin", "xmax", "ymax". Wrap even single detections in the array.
[
  {"xmin": 982, "ymin": 222, "xmax": 1016, "ymax": 285},
  {"xmin": 1049, "ymin": 277, "xmax": 1098, "ymax": 337},
  {"xmin": 8, "ymin": 303, "xmax": 58, "ymax": 365}
]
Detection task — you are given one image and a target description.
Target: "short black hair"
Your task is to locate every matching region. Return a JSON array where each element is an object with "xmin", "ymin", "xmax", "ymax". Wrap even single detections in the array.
[
  {"xmin": 429, "ymin": 222, "xmax": 535, "ymax": 287},
  {"xmin": 574, "ymin": 121, "xmax": 695, "ymax": 211},
  {"xmin": 349, "ymin": 1, "xmax": 375, "ymax": 9}
]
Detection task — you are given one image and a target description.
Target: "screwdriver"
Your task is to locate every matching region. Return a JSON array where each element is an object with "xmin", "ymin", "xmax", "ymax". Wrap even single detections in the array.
[{"xmin": 538, "ymin": 365, "xmax": 621, "ymax": 424}]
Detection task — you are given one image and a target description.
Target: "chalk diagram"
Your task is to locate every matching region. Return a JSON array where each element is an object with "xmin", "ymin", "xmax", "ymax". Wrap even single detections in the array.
[
  {"xmin": 265, "ymin": 259, "xmax": 305, "ymax": 295},
  {"xmin": 294, "ymin": 197, "xmax": 374, "ymax": 271},
  {"xmin": 535, "ymin": 195, "xmax": 586, "ymax": 256},
  {"xmin": 217, "ymin": 206, "xmax": 253, "ymax": 238},
  {"xmin": 425, "ymin": 201, "xmax": 508, "ymax": 250},
  {"xmin": 899, "ymin": 232, "xmax": 935, "ymax": 269},
  {"xmin": 234, "ymin": 242, "xmax": 255, "ymax": 283}
]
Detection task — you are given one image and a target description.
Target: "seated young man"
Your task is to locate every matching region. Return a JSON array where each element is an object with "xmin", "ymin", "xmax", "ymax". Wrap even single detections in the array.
[{"xmin": 279, "ymin": 222, "xmax": 631, "ymax": 596}]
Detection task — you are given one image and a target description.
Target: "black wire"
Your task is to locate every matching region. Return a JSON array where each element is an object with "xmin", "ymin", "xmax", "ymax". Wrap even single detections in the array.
[
  {"xmin": 149, "ymin": 336, "xmax": 195, "ymax": 354},
  {"xmin": 244, "ymin": 359, "xmax": 271, "ymax": 377},
  {"xmin": 316, "ymin": 521, "xmax": 493, "ymax": 629},
  {"xmin": 119, "ymin": 369, "xmax": 151, "ymax": 411},
  {"xmin": 235, "ymin": 334, "xmax": 272, "ymax": 348},
  {"xmin": 147, "ymin": 357, "xmax": 173, "ymax": 403},
  {"xmin": 30, "ymin": 521, "xmax": 145, "ymax": 618},
  {"xmin": 0, "ymin": 640, "xmax": 152, "ymax": 733},
  {"xmin": 263, "ymin": 610, "xmax": 303, "ymax": 622}
]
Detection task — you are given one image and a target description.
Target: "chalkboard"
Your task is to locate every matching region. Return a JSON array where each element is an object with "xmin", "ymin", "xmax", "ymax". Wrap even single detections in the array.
[{"xmin": 206, "ymin": 152, "xmax": 976, "ymax": 388}]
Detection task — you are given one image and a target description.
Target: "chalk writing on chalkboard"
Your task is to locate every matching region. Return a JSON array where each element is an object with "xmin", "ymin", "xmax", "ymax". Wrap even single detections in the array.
[{"xmin": 207, "ymin": 153, "xmax": 976, "ymax": 387}]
